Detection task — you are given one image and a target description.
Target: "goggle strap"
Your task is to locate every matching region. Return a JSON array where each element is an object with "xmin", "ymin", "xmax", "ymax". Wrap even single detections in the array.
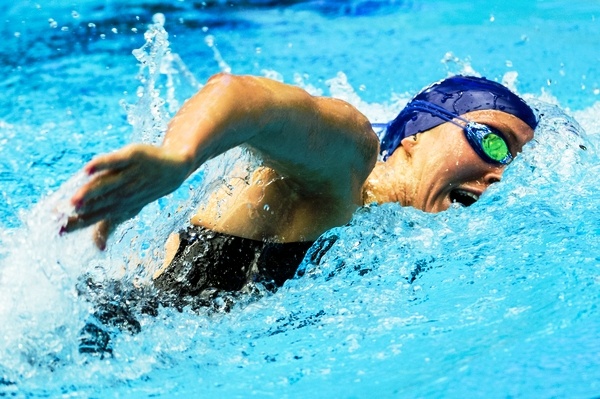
[
  {"xmin": 371, "ymin": 100, "xmax": 511, "ymax": 165},
  {"xmin": 370, "ymin": 122, "xmax": 389, "ymax": 129}
]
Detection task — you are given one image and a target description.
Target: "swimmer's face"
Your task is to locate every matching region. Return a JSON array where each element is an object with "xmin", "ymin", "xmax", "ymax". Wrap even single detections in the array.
[{"xmin": 402, "ymin": 109, "xmax": 535, "ymax": 212}]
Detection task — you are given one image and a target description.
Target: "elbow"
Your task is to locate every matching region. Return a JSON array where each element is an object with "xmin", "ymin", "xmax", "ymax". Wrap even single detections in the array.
[
  {"xmin": 203, "ymin": 73, "xmax": 266, "ymax": 109},
  {"xmin": 205, "ymin": 72, "xmax": 256, "ymax": 92},
  {"xmin": 205, "ymin": 72, "xmax": 237, "ymax": 90}
]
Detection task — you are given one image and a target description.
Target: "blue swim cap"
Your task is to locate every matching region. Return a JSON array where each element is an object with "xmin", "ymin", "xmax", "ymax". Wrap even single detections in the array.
[{"xmin": 379, "ymin": 75, "xmax": 538, "ymax": 158}]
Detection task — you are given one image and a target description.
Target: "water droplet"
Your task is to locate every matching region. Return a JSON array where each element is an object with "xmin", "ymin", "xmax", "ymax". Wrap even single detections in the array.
[
  {"xmin": 88, "ymin": 22, "xmax": 96, "ymax": 28},
  {"xmin": 14, "ymin": 32, "xmax": 20, "ymax": 38},
  {"xmin": 61, "ymin": 26, "xmax": 69, "ymax": 32},
  {"xmin": 71, "ymin": 11, "xmax": 80, "ymax": 19},
  {"xmin": 593, "ymin": 89, "xmax": 599, "ymax": 95},
  {"xmin": 131, "ymin": 28, "xmax": 138, "ymax": 33},
  {"xmin": 359, "ymin": 84, "xmax": 366, "ymax": 91},
  {"xmin": 100, "ymin": 33, "xmax": 106, "ymax": 39},
  {"xmin": 48, "ymin": 18, "xmax": 58, "ymax": 28},
  {"xmin": 505, "ymin": 60, "xmax": 513, "ymax": 67},
  {"xmin": 111, "ymin": 27, "xmax": 118, "ymax": 34},
  {"xmin": 263, "ymin": 204, "xmax": 270, "ymax": 211},
  {"xmin": 489, "ymin": 14, "xmax": 495, "ymax": 22},
  {"xmin": 152, "ymin": 13, "xmax": 165, "ymax": 27}
]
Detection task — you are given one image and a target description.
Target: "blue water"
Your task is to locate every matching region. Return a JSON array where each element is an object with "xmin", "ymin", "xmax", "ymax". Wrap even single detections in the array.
[{"xmin": 1, "ymin": 1, "xmax": 600, "ymax": 397}]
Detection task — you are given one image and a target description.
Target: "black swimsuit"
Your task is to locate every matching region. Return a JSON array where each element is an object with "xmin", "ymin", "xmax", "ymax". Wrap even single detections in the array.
[
  {"xmin": 79, "ymin": 225, "xmax": 314, "ymax": 355},
  {"xmin": 154, "ymin": 225, "xmax": 314, "ymax": 300}
]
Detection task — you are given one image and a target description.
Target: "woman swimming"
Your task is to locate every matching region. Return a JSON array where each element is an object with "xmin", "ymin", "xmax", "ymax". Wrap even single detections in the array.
[{"xmin": 65, "ymin": 73, "xmax": 537, "ymax": 302}]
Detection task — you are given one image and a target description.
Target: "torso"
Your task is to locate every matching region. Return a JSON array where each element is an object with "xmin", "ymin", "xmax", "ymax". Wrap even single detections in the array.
[{"xmin": 191, "ymin": 166, "xmax": 358, "ymax": 243}]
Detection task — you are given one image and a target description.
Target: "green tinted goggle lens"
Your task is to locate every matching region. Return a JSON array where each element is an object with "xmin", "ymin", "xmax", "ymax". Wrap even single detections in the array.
[
  {"xmin": 482, "ymin": 133, "xmax": 510, "ymax": 162},
  {"xmin": 464, "ymin": 122, "xmax": 513, "ymax": 165}
]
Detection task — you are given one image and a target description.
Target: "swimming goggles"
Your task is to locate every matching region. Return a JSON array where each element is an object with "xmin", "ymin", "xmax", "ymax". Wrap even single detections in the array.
[{"xmin": 373, "ymin": 100, "xmax": 513, "ymax": 165}]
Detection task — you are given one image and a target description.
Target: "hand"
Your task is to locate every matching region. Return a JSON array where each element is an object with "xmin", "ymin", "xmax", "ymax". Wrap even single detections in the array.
[{"xmin": 63, "ymin": 143, "xmax": 191, "ymax": 249}]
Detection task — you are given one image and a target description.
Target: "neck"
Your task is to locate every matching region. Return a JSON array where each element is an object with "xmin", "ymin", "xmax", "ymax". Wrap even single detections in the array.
[{"xmin": 362, "ymin": 148, "xmax": 412, "ymax": 207}]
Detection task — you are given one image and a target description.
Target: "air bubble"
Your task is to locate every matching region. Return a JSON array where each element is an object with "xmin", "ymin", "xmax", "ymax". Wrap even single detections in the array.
[
  {"xmin": 71, "ymin": 11, "xmax": 80, "ymax": 19},
  {"xmin": 48, "ymin": 18, "xmax": 58, "ymax": 28}
]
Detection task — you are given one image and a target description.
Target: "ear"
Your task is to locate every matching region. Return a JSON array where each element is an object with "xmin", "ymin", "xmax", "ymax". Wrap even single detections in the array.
[{"xmin": 400, "ymin": 134, "xmax": 418, "ymax": 154}]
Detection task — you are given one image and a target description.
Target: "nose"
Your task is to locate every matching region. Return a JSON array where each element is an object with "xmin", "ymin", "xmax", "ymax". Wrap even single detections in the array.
[{"xmin": 483, "ymin": 167, "xmax": 503, "ymax": 186}]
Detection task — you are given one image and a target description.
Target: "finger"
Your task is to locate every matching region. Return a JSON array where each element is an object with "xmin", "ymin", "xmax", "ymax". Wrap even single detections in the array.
[
  {"xmin": 63, "ymin": 212, "xmax": 108, "ymax": 233},
  {"xmin": 71, "ymin": 170, "xmax": 129, "ymax": 211},
  {"xmin": 64, "ymin": 205, "xmax": 120, "ymax": 232},
  {"xmin": 93, "ymin": 208, "xmax": 141, "ymax": 250},
  {"xmin": 84, "ymin": 144, "xmax": 144, "ymax": 175},
  {"xmin": 93, "ymin": 220, "xmax": 112, "ymax": 251},
  {"xmin": 63, "ymin": 200, "xmax": 144, "ymax": 234},
  {"xmin": 73, "ymin": 147, "xmax": 154, "ymax": 209},
  {"xmin": 74, "ymin": 173, "xmax": 152, "ymax": 216}
]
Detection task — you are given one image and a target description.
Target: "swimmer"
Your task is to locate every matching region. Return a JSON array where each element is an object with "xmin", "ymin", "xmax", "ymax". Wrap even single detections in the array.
[{"xmin": 65, "ymin": 74, "xmax": 537, "ymax": 298}]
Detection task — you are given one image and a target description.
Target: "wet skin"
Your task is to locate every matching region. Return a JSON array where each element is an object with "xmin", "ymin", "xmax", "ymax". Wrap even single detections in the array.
[
  {"xmin": 368, "ymin": 109, "xmax": 535, "ymax": 213},
  {"xmin": 64, "ymin": 74, "xmax": 534, "ymax": 249}
]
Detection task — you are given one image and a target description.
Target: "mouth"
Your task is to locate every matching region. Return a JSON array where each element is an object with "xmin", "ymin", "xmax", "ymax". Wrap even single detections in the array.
[{"xmin": 449, "ymin": 188, "xmax": 480, "ymax": 207}]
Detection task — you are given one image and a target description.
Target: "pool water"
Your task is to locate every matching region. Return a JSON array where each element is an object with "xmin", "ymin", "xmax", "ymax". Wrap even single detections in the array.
[{"xmin": 1, "ymin": 1, "xmax": 600, "ymax": 397}]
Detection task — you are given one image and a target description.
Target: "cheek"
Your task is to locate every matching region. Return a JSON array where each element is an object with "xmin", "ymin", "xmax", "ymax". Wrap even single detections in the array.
[
  {"xmin": 418, "ymin": 131, "xmax": 485, "ymax": 181},
  {"xmin": 441, "ymin": 147, "xmax": 490, "ymax": 182},
  {"xmin": 438, "ymin": 142, "xmax": 475, "ymax": 172}
]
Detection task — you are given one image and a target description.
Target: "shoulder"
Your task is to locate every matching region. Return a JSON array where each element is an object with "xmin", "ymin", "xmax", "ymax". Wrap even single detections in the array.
[{"xmin": 314, "ymin": 96, "xmax": 380, "ymax": 179}]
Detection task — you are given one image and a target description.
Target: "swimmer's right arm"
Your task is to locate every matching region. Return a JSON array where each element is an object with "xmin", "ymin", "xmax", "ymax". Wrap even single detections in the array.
[{"xmin": 65, "ymin": 73, "xmax": 378, "ymax": 248}]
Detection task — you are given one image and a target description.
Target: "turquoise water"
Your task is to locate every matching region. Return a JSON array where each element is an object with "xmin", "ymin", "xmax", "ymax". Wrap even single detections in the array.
[{"xmin": 1, "ymin": 1, "xmax": 600, "ymax": 397}]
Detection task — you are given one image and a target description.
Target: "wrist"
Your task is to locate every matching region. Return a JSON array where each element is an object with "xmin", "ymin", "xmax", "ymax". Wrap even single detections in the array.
[{"xmin": 159, "ymin": 143, "xmax": 197, "ymax": 179}]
